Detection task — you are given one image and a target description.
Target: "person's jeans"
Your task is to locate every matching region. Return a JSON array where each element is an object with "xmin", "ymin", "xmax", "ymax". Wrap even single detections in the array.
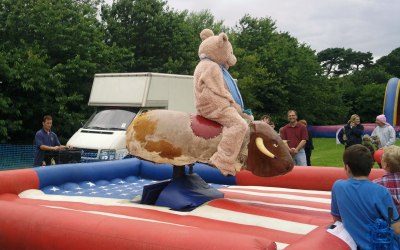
[{"xmin": 293, "ymin": 149, "xmax": 307, "ymax": 166}]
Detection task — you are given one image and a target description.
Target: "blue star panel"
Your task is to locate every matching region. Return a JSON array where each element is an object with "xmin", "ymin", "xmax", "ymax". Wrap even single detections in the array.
[{"xmin": 42, "ymin": 176, "xmax": 229, "ymax": 200}]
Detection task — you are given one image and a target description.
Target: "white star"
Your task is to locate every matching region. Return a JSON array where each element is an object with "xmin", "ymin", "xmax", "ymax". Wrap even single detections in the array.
[
  {"xmin": 50, "ymin": 187, "xmax": 60, "ymax": 192},
  {"xmin": 86, "ymin": 182, "xmax": 96, "ymax": 187}
]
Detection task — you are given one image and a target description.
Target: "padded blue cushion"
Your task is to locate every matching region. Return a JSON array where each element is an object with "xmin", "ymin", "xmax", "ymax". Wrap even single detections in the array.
[{"xmin": 155, "ymin": 173, "xmax": 224, "ymax": 211}]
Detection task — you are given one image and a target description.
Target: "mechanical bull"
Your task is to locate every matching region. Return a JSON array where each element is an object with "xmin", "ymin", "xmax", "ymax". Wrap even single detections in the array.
[{"xmin": 126, "ymin": 110, "xmax": 294, "ymax": 177}]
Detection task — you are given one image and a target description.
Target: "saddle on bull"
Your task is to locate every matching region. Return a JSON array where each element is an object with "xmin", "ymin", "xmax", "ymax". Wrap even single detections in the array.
[{"xmin": 126, "ymin": 110, "xmax": 294, "ymax": 210}]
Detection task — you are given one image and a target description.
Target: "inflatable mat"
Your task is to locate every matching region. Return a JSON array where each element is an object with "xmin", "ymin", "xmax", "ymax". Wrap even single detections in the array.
[{"xmin": 0, "ymin": 158, "xmax": 385, "ymax": 249}]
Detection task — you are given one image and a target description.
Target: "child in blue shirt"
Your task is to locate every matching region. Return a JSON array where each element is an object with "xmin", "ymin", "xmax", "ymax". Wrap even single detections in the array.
[{"xmin": 331, "ymin": 144, "xmax": 400, "ymax": 249}]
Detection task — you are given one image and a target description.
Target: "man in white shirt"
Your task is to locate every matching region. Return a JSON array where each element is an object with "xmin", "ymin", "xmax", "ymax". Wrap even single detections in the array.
[{"xmin": 371, "ymin": 114, "xmax": 396, "ymax": 148}]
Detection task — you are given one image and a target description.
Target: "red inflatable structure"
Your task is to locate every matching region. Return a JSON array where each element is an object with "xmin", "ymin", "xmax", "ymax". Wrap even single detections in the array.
[{"xmin": 0, "ymin": 159, "xmax": 385, "ymax": 249}]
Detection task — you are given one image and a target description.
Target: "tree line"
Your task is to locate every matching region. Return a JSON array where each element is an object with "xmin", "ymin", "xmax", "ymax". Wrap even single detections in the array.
[{"xmin": 0, "ymin": 0, "xmax": 399, "ymax": 144}]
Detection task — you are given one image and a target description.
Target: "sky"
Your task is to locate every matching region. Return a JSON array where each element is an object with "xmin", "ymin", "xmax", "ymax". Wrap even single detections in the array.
[{"xmin": 163, "ymin": 0, "xmax": 400, "ymax": 60}]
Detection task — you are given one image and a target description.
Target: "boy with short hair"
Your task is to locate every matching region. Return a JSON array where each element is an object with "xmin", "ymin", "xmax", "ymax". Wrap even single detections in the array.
[{"xmin": 331, "ymin": 144, "xmax": 400, "ymax": 249}]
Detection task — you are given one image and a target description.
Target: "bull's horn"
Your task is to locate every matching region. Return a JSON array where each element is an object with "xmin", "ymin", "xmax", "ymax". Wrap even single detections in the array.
[{"xmin": 255, "ymin": 137, "xmax": 276, "ymax": 159}]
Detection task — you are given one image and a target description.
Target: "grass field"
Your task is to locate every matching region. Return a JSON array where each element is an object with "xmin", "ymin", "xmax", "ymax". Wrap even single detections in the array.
[
  {"xmin": 311, "ymin": 138, "xmax": 345, "ymax": 167},
  {"xmin": 311, "ymin": 138, "xmax": 400, "ymax": 168}
]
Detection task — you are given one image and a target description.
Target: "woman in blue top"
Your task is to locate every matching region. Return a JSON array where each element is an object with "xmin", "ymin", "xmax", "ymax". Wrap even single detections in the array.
[{"xmin": 331, "ymin": 144, "xmax": 400, "ymax": 249}]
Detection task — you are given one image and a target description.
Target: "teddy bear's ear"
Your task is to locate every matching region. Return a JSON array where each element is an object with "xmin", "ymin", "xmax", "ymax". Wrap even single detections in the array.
[
  {"xmin": 217, "ymin": 33, "xmax": 229, "ymax": 48},
  {"xmin": 200, "ymin": 29, "xmax": 214, "ymax": 41}
]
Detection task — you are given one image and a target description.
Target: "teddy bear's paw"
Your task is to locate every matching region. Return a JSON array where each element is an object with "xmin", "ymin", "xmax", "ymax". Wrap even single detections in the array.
[{"xmin": 210, "ymin": 153, "xmax": 237, "ymax": 176}]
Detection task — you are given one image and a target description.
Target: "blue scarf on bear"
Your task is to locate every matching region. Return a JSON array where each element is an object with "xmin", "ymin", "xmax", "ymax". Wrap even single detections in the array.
[
  {"xmin": 220, "ymin": 65, "xmax": 252, "ymax": 115},
  {"xmin": 220, "ymin": 65, "xmax": 244, "ymax": 110},
  {"xmin": 199, "ymin": 55, "xmax": 252, "ymax": 115}
]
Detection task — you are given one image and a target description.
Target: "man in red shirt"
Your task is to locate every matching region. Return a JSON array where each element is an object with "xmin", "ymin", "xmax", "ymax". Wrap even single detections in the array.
[{"xmin": 280, "ymin": 110, "xmax": 308, "ymax": 166}]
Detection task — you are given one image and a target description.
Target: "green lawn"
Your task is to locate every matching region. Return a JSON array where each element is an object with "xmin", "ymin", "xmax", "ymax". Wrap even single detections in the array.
[
  {"xmin": 311, "ymin": 138, "xmax": 345, "ymax": 167},
  {"xmin": 311, "ymin": 138, "xmax": 400, "ymax": 168}
]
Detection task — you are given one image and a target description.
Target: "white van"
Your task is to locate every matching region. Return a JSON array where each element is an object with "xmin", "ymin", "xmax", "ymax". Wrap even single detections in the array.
[{"xmin": 67, "ymin": 72, "xmax": 196, "ymax": 162}]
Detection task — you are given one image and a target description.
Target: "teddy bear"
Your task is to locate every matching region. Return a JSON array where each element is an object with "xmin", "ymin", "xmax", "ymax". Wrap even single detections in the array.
[{"xmin": 193, "ymin": 28, "xmax": 253, "ymax": 176}]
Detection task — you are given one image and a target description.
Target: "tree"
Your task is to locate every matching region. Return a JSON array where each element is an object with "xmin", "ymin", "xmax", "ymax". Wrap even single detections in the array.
[
  {"xmin": 318, "ymin": 48, "xmax": 373, "ymax": 77},
  {"xmin": 348, "ymin": 66, "xmax": 391, "ymax": 86},
  {"xmin": 0, "ymin": 51, "xmax": 22, "ymax": 142},
  {"xmin": 0, "ymin": 0, "xmax": 113, "ymax": 143},
  {"xmin": 376, "ymin": 47, "xmax": 400, "ymax": 77},
  {"xmin": 232, "ymin": 15, "xmax": 342, "ymax": 125},
  {"xmin": 232, "ymin": 15, "xmax": 287, "ymax": 120},
  {"xmin": 101, "ymin": 0, "xmax": 198, "ymax": 74},
  {"xmin": 350, "ymin": 51, "xmax": 373, "ymax": 71},
  {"xmin": 183, "ymin": 9, "xmax": 226, "ymax": 35},
  {"xmin": 0, "ymin": 0, "xmax": 396, "ymax": 144},
  {"xmin": 338, "ymin": 65, "xmax": 390, "ymax": 122},
  {"xmin": 317, "ymin": 48, "xmax": 346, "ymax": 77},
  {"xmin": 354, "ymin": 84, "xmax": 386, "ymax": 122}
]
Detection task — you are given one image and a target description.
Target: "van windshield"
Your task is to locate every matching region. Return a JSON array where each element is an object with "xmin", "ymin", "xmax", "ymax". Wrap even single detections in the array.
[{"xmin": 84, "ymin": 109, "xmax": 137, "ymax": 131}]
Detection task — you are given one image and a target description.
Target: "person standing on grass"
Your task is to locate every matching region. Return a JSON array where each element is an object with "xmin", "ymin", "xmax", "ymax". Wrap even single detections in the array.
[
  {"xmin": 280, "ymin": 110, "xmax": 308, "ymax": 166},
  {"xmin": 372, "ymin": 114, "xmax": 396, "ymax": 148},
  {"xmin": 298, "ymin": 119, "xmax": 314, "ymax": 166},
  {"xmin": 338, "ymin": 114, "xmax": 364, "ymax": 148}
]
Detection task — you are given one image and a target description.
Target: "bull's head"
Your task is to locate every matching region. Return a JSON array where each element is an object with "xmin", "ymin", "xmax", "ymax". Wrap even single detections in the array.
[{"xmin": 246, "ymin": 121, "xmax": 294, "ymax": 177}]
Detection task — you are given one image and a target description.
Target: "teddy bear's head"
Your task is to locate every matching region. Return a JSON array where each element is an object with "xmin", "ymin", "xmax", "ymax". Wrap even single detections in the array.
[{"xmin": 198, "ymin": 29, "xmax": 237, "ymax": 69}]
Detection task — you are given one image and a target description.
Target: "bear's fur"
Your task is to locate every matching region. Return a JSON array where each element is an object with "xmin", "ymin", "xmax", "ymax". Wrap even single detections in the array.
[{"xmin": 193, "ymin": 29, "xmax": 252, "ymax": 176}]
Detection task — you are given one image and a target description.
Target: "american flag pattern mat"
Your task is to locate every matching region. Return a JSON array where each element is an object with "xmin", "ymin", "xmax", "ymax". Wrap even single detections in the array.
[{"xmin": 16, "ymin": 184, "xmax": 334, "ymax": 249}]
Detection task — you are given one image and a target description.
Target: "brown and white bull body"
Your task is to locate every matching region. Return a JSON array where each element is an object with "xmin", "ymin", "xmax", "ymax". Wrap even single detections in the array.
[{"xmin": 126, "ymin": 110, "xmax": 294, "ymax": 177}]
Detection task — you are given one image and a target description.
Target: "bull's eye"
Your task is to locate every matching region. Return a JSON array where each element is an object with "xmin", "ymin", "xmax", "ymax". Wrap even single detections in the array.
[{"xmin": 273, "ymin": 144, "xmax": 278, "ymax": 147}]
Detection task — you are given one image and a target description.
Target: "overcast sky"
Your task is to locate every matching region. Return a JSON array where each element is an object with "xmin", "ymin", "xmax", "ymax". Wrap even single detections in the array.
[{"xmin": 164, "ymin": 0, "xmax": 399, "ymax": 60}]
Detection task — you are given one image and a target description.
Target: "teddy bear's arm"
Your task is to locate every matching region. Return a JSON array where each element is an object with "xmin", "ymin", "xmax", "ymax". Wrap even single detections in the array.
[{"xmin": 200, "ymin": 63, "xmax": 235, "ymax": 102}]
